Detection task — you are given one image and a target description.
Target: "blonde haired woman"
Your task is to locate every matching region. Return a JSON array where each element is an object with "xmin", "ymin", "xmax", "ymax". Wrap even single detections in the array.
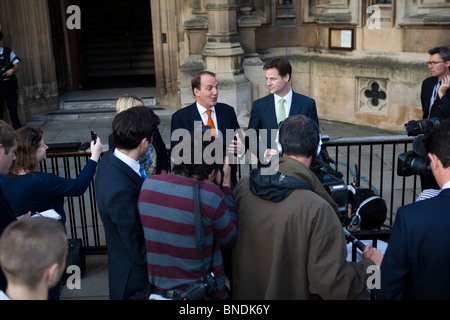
[{"xmin": 108, "ymin": 94, "xmax": 168, "ymax": 175}]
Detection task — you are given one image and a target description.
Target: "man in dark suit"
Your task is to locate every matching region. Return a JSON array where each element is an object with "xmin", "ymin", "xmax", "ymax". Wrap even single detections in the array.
[
  {"xmin": 171, "ymin": 71, "xmax": 243, "ymax": 187},
  {"xmin": 419, "ymin": 46, "xmax": 450, "ymax": 190},
  {"xmin": 247, "ymin": 57, "xmax": 319, "ymax": 166},
  {"xmin": 378, "ymin": 118, "xmax": 450, "ymax": 300},
  {"xmin": 95, "ymin": 106, "xmax": 160, "ymax": 300},
  {"xmin": 0, "ymin": 120, "xmax": 18, "ymax": 291},
  {"xmin": 421, "ymin": 45, "xmax": 450, "ymax": 121}
]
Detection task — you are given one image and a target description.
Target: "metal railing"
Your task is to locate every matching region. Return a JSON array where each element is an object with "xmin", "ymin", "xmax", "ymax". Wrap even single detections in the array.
[
  {"xmin": 41, "ymin": 135, "xmax": 418, "ymax": 254},
  {"xmin": 323, "ymin": 135, "xmax": 419, "ymax": 225}
]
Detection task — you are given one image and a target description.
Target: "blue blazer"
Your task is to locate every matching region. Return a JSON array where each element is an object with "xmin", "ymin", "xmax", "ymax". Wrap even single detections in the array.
[
  {"xmin": 247, "ymin": 91, "xmax": 319, "ymax": 155},
  {"xmin": 0, "ymin": 184, "xmax": 16, "ymax": 291},
  {"xmin": 95, "ymin": 150, "xmax": 149, "ymax": 300},
  {"xmin": 379, "ymin": 188, "xmax": 450, "ymax": 299}
]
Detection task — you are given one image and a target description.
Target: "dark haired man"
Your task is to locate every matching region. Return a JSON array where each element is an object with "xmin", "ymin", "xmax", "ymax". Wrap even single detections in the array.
[
  {"xmin": 232, "ymin": 115, "xmax": 382, "ymax": 300},
  {"xmin": 0, "ymin": 120, "xmax": 18, "ymax": 291},
  {"xmin": 419, "ymin": 46, "xmax": 450, "ymax": 190},
  {"xmin": 95, "ymin": 106, "xmax": 160, "ymax": 300},
  {"xmin": 379, "ymin": 118, "xmax": 450, "ymax": 300},
  {"xmin": 0, "ymin": 31, "xmax": 21, "ymax": 129},
  {"xmin": 421, "ymin": 45, "xmax": 450, "ymax": 121},
  {"xmin": 138, "ymin": 135, "xmax": 237, "ymax": 300},
  {"xmin": 247, "ymin": 57, "xmax": 319, "ymax": 166},
  {"xmin": 170, "ymin": 71, "xmax": 244, "ymax": 187},
  {"xmin": 346, "ymin": 188, "xmax": 388, "ymax": 262}
]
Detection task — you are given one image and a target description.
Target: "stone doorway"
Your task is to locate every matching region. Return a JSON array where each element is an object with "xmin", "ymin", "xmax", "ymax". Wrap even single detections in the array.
[{"xmin": 79, "ymin": 0, "xmax": 155, "ymax": 89}]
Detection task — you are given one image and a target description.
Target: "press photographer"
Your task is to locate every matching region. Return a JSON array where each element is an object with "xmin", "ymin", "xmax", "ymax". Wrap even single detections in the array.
[{"xmin": 397, "ymin": 118, "xmax": 440, "ymax": 190}]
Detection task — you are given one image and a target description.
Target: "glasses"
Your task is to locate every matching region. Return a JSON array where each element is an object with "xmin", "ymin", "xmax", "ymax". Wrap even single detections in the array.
[{"xmin": 427, "ymin": 61, "xmax": 447, "ymax": 66}]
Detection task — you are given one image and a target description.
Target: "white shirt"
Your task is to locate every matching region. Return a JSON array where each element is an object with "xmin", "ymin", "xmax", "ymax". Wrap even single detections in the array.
[
  {"xmin": 0, "ymin": 290, "xmax": 10, "ymax": 300},
  {"xmin": 196, "ymin": 103, "xmax": 218, "ymax": 130},
  {"xmin": 113, "ymin": 149, "xmax": 142, "ymax": 177},
  {"xmin": 415, "ymin": 180, "xmax": 450, "ymax": 202},
  {"xmin": 0, "ymin": 47, "xmax": 19, "ymax": 64},
  {"xmin": 274, "ymin": 89, "xmax": 293, "ymax": 123}
]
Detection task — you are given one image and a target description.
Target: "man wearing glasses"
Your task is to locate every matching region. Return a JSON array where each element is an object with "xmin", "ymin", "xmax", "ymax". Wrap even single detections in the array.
[{"xmin": 421, "ymin": 46, "xmax": 450, "ymax": 121}]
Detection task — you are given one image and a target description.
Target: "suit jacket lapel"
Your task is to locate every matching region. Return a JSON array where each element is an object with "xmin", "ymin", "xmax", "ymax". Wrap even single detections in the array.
[
  {"xmin": 267, "ymin": 95, "xmax": 278, "ymax": 129},
  {"xmin": 189, "ymin": 103, "xmax": 202, "ymax": 123},
  {"xmin": 215, "ymin": 104, "xmax": 227, "ymax": 132},
  {"xmin": 289, "ymin": 92, "xmax": 302, "ymax": 117}
]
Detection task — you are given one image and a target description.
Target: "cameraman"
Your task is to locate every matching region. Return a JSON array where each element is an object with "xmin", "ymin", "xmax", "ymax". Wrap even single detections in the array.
[
  {"xmin": 421, "ymin": 46, "xmax": 450, "ymax": 121},
  {"xmin": 138, "ymin": 135, "xmax": 237, "ymax": 300},
  {"xmin": 379, "ymin": 118, "xmax": 450, "ymax": 300},
  {"xmin": 0, "ymin": 31, "xmax": 20, "ymax": 130},
  {"xmin": 232, "ymin": 115, "xmax": 383, "ymax": 300}
]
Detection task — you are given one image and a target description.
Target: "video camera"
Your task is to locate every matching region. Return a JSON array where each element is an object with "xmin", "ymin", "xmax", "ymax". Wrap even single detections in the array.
[
  {"xmin": 311, "ymin": 141, "xmax": 349, "ymax": 215},
  {"xmin": 397, "ymin": 118, "xmax": 440, "ymax": 177},
  {"xmin": 313, "ymin": 157, "xmax": 378, "ymax": 252}
]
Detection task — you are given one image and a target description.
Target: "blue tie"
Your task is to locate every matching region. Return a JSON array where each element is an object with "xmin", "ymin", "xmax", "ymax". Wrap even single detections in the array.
[
  {"xmin": 139, "ymin": 164, "xmax": 148, "ymax": 180},
  {"xmin": 429, "ymin": 80, "xmax": 441, "ymax": 118}
]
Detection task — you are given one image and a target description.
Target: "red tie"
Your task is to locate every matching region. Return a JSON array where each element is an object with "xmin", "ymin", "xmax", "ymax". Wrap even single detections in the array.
[{"xmin": 206, "ymin": 109, "xmax": 216, "ymax": 136}]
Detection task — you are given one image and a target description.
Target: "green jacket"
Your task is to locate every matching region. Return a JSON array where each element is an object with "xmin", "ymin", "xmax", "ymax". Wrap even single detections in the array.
[{"xmin": 232, "ymin": 157, "xmax": 374, "ymax": 300}]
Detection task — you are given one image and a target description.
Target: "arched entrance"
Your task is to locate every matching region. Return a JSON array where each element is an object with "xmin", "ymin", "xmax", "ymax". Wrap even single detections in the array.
[{"xmin": 79, "ymin": 0, "xmax": 155, "ymax": 89}]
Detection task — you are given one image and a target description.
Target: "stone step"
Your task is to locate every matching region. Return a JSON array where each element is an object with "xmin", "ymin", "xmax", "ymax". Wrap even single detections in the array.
[
  {"xmin": 61, "ymin": 96, "xmax": 156, "ymax": 110},
  {"xmin": 31, "ymin": 104, "xmax": 175, "ymax": 122}
]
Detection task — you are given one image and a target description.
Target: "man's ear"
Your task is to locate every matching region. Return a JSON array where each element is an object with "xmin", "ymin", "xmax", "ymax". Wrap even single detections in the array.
[
  {"xmin": 45, "ymin": 262, "xmax": 63, "ymax": 288},
  {"xmin": 428, "ymin": 153, "xmax": 441, "ymax": 171}
]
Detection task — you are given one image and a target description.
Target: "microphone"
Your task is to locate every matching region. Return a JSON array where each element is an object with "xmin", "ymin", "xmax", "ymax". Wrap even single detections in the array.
[{"xmin": 343, "ymin": 228, "xmax": 366, "ymax": 252}]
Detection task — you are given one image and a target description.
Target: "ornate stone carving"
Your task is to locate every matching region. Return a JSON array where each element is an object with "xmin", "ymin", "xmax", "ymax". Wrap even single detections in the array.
[{"xmin": 358, "ymin": 78, "xmax": 388, "ymax": 114}]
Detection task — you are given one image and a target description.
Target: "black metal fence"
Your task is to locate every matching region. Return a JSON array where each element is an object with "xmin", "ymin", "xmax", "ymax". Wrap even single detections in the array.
[{"xmin": 42, "ymin": 135, "xmax": 419, "ymax": 254}]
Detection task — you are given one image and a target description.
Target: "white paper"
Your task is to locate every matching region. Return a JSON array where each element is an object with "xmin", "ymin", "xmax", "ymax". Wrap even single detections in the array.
[
  {"xmin": 31, "ymin": 209, "xmax": 61, "ymax": 220},
  {"xmin": 341, "ymin": 30, "xmax": 352, "ymax": 48}
]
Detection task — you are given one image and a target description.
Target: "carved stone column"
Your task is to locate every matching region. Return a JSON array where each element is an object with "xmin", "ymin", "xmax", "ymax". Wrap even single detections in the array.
[
  {"xmin": 203, "ymin": 0, "xmax": 251, "ymax": 128},
  {"xmin": 0, "ymin": 0, "xmax": 58, "ymax": 123},
  {"xmin": 237, "ymin": 6, "xmax": 266, "ymax": 121}
]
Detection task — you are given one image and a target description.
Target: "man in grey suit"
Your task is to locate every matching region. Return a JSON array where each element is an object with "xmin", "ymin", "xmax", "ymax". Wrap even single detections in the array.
[{"xmin": 248, "ymin": 57, "xmax": 319, "ymax": 166}]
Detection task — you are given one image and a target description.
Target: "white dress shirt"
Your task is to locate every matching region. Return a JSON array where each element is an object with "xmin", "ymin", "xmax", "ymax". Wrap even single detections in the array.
[{"xmin": 113, "ymin": 149, "xmax": 142, "ymax": 177}]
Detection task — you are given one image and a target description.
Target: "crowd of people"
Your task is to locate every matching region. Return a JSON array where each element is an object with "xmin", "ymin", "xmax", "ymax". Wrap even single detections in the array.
[{"xmin": 0, "ymin": 43, "xmax": 449, "ymax": 300}]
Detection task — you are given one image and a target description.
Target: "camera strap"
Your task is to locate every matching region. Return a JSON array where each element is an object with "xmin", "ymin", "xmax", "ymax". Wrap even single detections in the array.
[{"xmin": 193, "ymin": 181, "xmax": 215, "ymax": 285}]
